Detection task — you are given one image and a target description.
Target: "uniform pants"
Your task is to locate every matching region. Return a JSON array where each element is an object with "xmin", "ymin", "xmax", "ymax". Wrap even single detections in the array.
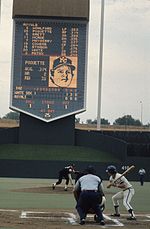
[
  {"xmin": 76, "ymin": 191, "xmax": 104, "ymax": 221},
  {"xmin": 139, "ymin": 175, "xmax": 144, "ymax": 186},
  {"xmin": 56, "ymin": 172, "xmax": 69, "ymax": 185},
  {"xmin": 112, "ymin": 188, "xmax": 135, "ymax": 211}
]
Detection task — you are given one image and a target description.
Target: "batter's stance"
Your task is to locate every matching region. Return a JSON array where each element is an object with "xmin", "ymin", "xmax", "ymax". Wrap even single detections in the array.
[
  {"xmin": 106, "ymin": 165, "xmax": 136, "ymax": 220},
  {"xmin": 52, "ymin": 164, "xmax": 75, "ymax": 191}
]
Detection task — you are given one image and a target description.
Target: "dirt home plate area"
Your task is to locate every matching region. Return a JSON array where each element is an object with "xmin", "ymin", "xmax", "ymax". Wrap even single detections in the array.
[
  {"xmin": 0, "ymin": 186, "xmax": 149, "ymax": 229},
  {"xmin": 0, "ymin": 208, "xmax": 149, "ymax": 229}
]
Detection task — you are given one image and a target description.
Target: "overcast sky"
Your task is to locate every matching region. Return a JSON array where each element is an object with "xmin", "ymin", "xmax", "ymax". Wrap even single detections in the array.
[{"xmin": 0, "ymin": 0, "xmax": 150, "ymax": 124}]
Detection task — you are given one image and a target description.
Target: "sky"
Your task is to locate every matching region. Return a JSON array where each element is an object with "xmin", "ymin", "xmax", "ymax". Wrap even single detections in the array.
[{"xmin": 0, "ymin": 0, "xmax": 150, "ymax": 124}]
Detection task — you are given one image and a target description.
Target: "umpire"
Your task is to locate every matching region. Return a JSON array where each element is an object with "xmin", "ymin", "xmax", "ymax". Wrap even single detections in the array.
[{"xmin": 73, "ymin": 165, "xmax": 105, "ymax": 225}]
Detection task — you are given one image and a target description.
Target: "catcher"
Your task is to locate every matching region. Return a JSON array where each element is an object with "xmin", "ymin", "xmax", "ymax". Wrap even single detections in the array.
[
  {"xmin": 73, "ymin": 165, "xmax": 106, "ymax": 225},
  {"xmin": 106, "ymin": 165, "xmax": 136, "ymax": 220}
]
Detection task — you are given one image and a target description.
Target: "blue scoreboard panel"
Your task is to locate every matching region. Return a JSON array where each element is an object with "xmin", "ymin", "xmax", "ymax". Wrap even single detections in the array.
[{"xmin": 10, "ymin": 18, "xmax": 88, "ymax": 122}]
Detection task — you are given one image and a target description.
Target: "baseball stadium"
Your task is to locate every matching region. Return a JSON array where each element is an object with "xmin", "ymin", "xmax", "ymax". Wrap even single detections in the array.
[
  {"xmin": 0, "ymin": 141, "xmax": 149, "ymax": 228},
  {"xmin": 0, "ymin": 0, "xmax": 150, "ymax": 228}
]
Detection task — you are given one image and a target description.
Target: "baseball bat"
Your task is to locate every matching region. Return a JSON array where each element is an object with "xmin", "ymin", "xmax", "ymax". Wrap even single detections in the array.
[
  {"xmin": 114, "ymin": 165, "xmax": 135, "ymax": 183},
  {"xmin": 107, "ymin": 165, "xmax": 135, "ymax": 188}
]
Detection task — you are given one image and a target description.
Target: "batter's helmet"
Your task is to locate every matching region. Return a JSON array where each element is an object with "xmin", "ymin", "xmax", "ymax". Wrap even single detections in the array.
[{"xmin": 106, "ymin": 165, "xmax": 117, "ymax": 174}]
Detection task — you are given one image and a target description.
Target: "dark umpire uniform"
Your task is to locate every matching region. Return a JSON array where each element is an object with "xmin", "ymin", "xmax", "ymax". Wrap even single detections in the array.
[
  {"xmin": 73, "ymin": 165, "xmax": 105, "ymax": 225},
  {"xmin": 52, "ymin": 164, "xmax": 75, "ymax": 191}
]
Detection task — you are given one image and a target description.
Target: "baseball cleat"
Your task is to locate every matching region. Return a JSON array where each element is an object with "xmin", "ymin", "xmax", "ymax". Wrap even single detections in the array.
[
  {"xmin": 127, "ymin": 216, "xmax": 136, "ymax": 220},
  {"xmin": 111, "ymin": 213, "xmax": 120, "ymax": 217},
  {"xmin": 52, "ymin": 184, "xmax": 55, "ymax": 190},
  {"xmin": 100, "ymin": 220, "xmax": 105, "ymax": 225},
  {"xmin": 79, "ymin": 219, "xmax": 85, "ymax": 225},
  {"xmin": 94, "ymin": 214, "xmax": 98, "ymax": 222}
]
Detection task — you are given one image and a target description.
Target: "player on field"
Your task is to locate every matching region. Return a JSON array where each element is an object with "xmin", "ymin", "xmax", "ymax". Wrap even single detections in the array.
[
  {"xmin": 73, "ymin": 165, "xmax": 105, "ymax": 225},
  {"xmin": 138, "ymin": 168, "xmax": 146, "ymax": 186},
  {"xmin": 106, "ymin": 165, "xmax": 136, "ymax": 220},
  {"xmin": 52, "ymin": 164, "xmax": 75, "ymax": 191}
]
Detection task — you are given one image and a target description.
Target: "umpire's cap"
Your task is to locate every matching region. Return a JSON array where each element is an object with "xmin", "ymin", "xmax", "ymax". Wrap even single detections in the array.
[
  {"xmin": 106, "ymin": 165, "xmax": 117, "ymax": 174},
  {"xmin": 85, "ymin": 165, "xmax": 96, "ymax": 174}
]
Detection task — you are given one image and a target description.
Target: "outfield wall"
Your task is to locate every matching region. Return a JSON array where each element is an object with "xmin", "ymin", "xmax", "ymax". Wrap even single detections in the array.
[
  {"xmin": 0, "ymin": 127, "xmax": 149, "ymax": 180},
  {"xmin": 0, "ymin": 159, "xmax": 149, "ymax": 181},
  {"xmin": 0, "ymin": 127, "xmax": 127, "ymax": 160},
  {"xmin": 0, "ymin": 127, "xmax": 18, "ymax": 144},
  {"xmin": 75, "ymin": 129, "xmax": 127, "ymax": 161}
]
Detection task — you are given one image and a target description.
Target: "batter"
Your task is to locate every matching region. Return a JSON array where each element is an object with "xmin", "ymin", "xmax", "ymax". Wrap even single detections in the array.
[{"xmin": 106, "ymin": 165, "xmax": 136, "ymax": 220}]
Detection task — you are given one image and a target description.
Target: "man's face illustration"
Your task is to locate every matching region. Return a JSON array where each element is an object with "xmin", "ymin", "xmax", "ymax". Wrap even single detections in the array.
[{"xmin": 53, "ymin": 65, "xmax": 73, "ymax": 87}]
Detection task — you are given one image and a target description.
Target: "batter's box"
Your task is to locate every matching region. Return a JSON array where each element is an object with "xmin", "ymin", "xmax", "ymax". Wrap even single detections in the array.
[
  {"xmin": 20, "ymin": 211, "xmax": 77, "ymax": 224},
  {"xmin": 118, "ymin": 214, "xmax": 150, "ymax": 224},
  {"xmin": 20, "ymin": 211, "xmax": 150, "ymax": 226},
  {"xmin": 86, "ymin": 214, "xmax": 124, "ymax": 227},
  {"xmin": 20, "ymin": 211, "xmax": 125, "ymax": 226},
  {"xmin": 104, "ymin": 214, "xmax": 150, "ymax": 226}
]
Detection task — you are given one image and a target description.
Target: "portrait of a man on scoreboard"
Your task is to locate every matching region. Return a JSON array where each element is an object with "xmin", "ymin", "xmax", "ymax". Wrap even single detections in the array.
[{"xmin": 49, "ymin": 56, "xmax": 77, "ymax": 88}]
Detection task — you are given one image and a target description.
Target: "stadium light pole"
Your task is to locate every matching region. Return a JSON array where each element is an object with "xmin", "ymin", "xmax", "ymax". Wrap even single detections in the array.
[
  {"xmin": 0, "ymin": 0, "xmax": 1, "ymax": 24},
  {"xmin": 97, "ymin": 0, "xmax": 105, "ymax": 130},
  {"xmin": 140, "ymin": 101, "xmax": 143, "ymax": 125}
]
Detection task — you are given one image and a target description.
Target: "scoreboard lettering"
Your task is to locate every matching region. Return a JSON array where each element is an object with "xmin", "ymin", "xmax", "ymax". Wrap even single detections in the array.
[{"xmin": 10, "ymin": 18, "xmax": 87, "ymax": 122}]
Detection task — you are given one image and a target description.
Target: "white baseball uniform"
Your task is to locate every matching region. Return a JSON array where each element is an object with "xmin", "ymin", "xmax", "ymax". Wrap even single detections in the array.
[{"xmin": 109, "ymin": 173, "xmax": 135, "ymax": 210}]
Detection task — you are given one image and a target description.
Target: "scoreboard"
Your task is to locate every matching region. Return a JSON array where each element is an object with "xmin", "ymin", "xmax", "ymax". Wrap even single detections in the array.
[{"xmin": 10, "ymin": 18, "xmax": 88, "ymax": 122}]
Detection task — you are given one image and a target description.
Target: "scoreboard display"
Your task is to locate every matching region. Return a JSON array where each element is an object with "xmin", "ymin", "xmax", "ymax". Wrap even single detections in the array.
[{"xmin": 10, "ymin": 18, "xmax": 88, "ymax": 122}]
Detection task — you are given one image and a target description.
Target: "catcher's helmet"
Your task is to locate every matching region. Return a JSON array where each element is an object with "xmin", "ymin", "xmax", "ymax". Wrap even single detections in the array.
[{"xmin": 106, "ymin": 165, "xmax": 117, "ymax": 174}]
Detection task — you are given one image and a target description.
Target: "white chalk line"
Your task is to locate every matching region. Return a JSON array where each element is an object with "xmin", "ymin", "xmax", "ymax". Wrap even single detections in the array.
[
  {"xmin": 87, "ymin": 214, "xmax": 124, "ymax": 227},
  {"xmin": 66, "ymin": 212, "xmax": 78, "ymax": 225},
  {"xmin": 20, "ymin": 210, "xmax": 78, "ymax": 224},
  {"xmin": 19, "ymin": 211, "xmax": 150, "ymax": 226},
  {"xmin": 0, "ymin": 209, "xmax": 149, "ymax": 226},
  {"xmin": 0, "ymin": 209, "xmax": 18, "ymax": 212},
  {"xmin": 103, "ymin": 214, "xmax": 124, "ymax": 227}
]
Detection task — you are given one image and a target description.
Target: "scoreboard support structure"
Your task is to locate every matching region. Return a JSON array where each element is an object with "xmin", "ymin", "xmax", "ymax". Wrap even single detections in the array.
[
  {"xmin": 19, "ymin": 113, "xmax": 75, "ymax": 145},
  {"xmin": 11, "ymin": 0, "xmax": 89, "ymax": 145}
]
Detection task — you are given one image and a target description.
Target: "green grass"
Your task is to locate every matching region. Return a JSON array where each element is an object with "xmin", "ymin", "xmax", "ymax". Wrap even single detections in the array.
[
  {"xmin": 0, "ymin": 178, "xmax": 149, "ymax": 213},
  {"xmin": 0, "ymin": 144, "xmax": 120, "ymax": 162},
  {"xmin": 103, "ymin": 181, "xmax": 150, "ymax": 213}
]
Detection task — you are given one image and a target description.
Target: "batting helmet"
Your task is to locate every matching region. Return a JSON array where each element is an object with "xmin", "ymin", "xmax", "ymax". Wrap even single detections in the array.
[{"xmin": 106, "ymin": 165, "xmax": 117, "ymax": 174}]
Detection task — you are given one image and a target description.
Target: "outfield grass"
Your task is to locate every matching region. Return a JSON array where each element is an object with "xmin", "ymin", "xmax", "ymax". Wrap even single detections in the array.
[{"xmin": 0, "ymin": 144, "xmax": 120, "ymax": 162}]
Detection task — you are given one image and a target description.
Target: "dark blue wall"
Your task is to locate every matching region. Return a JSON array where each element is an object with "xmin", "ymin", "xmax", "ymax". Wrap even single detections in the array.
[
  {"xmin": 0, "ymin": 127, "xmax": 18, "ymax": 144},
  {"xmin": 19, "ymin": 113, "xmax": 75, "ymax": 145},
  {"xmin": 0, "ymin": 119, "xmax": 150, "ymax": 181},
  {"xmin": 0, "ymin": 159, "xmax": 149, "ymax": 182}
]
